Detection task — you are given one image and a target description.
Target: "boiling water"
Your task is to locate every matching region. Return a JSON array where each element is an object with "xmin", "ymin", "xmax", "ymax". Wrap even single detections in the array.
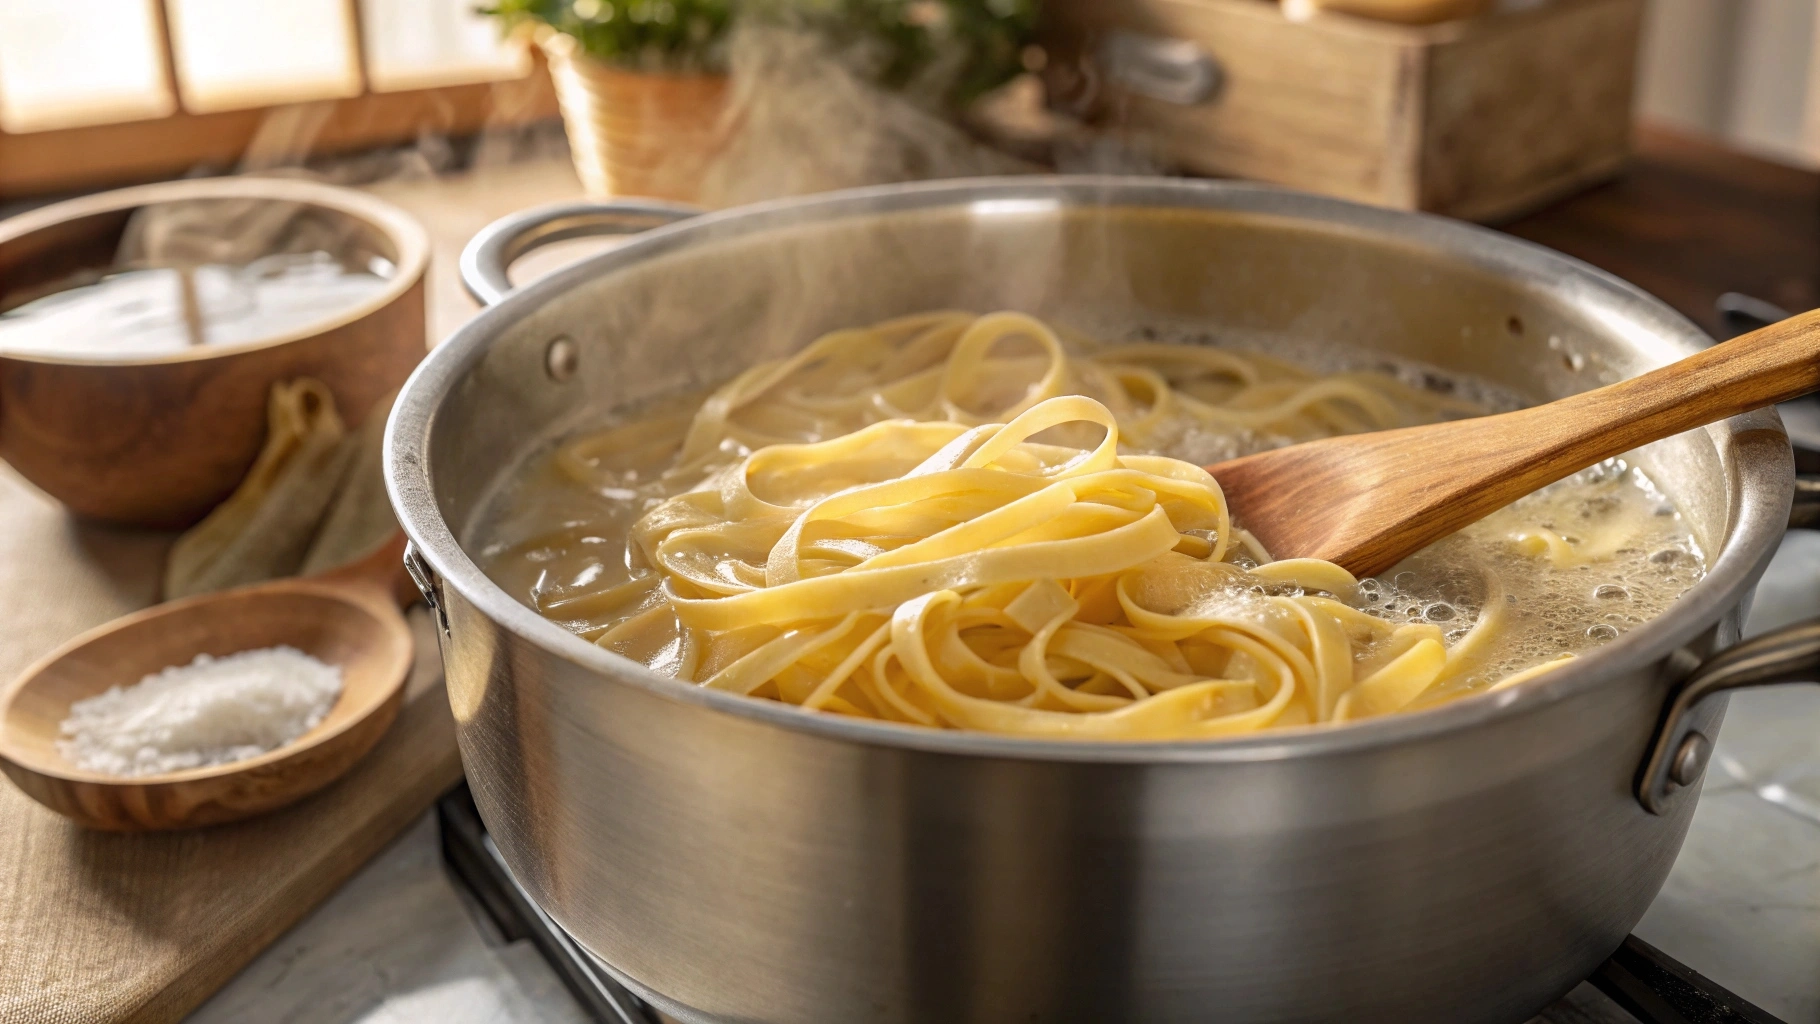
[{"xmin": 0, "ymin": 251, "xmax": 391, "ymax": 359}]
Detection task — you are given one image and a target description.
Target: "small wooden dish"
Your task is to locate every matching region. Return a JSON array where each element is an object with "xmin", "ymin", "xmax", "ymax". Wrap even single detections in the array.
[{"xmin": 0, "ymin": 559, "xmax": 413, "ymax": 831}]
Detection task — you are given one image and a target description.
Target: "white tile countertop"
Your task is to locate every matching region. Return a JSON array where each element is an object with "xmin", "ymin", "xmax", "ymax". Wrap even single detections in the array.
[{"xmin": 186, "ymin": 530, "xmax": 1820, "ymax": 1024}]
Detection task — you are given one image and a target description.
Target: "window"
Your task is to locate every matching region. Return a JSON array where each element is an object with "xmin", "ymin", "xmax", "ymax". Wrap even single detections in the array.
[
  {"xmin": 0, "ymin": 0, "xmax": 175, "ymax": 132},
  {"xmin": 0, "ymin": 0, "xmax": 551, "ymax": 199},
  {"xmin": 362, "ymin": 0, "xmax": 532, "ymax": 92},
  {"xmin": 165, "ymin": 0, "xmax": 365, "ymax": 113}
]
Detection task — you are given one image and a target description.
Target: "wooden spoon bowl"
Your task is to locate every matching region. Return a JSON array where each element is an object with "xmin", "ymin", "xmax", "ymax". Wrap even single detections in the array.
[{"xmin": 0, "ymin": 544, "xmax": 413, "ymax": 831}]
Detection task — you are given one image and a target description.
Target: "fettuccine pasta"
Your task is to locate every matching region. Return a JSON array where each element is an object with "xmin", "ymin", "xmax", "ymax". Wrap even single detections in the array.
[{"xmin": 476, "ymin": 312, "xmax": 1705, "ymax": 738}]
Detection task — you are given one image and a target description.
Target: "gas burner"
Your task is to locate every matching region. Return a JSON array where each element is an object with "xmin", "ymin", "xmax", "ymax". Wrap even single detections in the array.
[
  {"xmin": 437, "ymin": 785, "xmax": 1787, "ymax": 1024},
  {"xmin": 440, "ymin": 784, "xmax": 660, "ymax": 1024}
]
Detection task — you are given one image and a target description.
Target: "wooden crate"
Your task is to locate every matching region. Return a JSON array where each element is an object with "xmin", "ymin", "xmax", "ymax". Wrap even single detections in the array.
[{"xmin": 1042, "ymin": 0, "xmax": 1645, "ymax": 221}]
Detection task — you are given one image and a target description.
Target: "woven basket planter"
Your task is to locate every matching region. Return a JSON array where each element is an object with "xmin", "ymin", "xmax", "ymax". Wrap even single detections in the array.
[{"xmin": 541, "ymin": 32, "xmax": 731, "ymax": 203}]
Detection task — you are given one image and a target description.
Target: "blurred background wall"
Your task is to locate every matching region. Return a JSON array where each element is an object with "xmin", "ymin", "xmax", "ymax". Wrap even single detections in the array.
[{"xmin": 1639, "ymin": 0, "xmax": 1820, "ymax": 166}]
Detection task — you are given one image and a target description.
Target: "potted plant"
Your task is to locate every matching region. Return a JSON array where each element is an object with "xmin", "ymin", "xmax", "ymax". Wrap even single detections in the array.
[
  {"xmin": 481, "ymin": 0, "xmax": 737, "ymax": 202},
  {"xmin": 827, "ymin": 0, "xmax": 1039, "ymax": 112},
  {"xmin": 482, "ymin": 0, "xmax": 1039, "ymax": 203}
]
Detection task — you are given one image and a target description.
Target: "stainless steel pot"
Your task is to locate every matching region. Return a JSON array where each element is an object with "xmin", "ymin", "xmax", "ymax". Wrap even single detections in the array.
[{"xmin": 386, "ymin": 179, "xmax": 1820, "ymax": 1024}]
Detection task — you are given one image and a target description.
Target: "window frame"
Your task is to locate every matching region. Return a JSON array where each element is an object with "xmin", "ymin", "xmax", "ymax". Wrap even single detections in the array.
[{"xmin": 0, "ymin": 0, "xmax": 556, "ymax": 200}]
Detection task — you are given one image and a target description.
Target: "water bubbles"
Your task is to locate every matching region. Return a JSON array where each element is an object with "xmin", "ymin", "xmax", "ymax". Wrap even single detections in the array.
[
  {"xmin": 1650, "ymin": 548, "xmax": 1687, "ymax": 565},
  {"xmin": 1573, "ymin": 495, "xmax": 1613, "ymax": 517},
  {"xmin": 1579, "ymin": 458, "xmax": 1627, "ymax": 485},
  {"xmin": 1423, "ymin": 602, "xmax": 1457, "ymax": 622},
  {"xmin": 1421, "ymin": 371, "xmax": 1455, "ymax": 395},
  {"xmin": 1585, "ymin": 623, "xmax": 1619, "ymax": 642},
  {"xmin": 1593, "ymin": 584, "xmax": 1630, "ymax": 601}
]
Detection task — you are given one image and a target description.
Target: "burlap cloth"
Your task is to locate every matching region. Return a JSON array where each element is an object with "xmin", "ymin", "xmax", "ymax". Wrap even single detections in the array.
[{"xmin": 0, "ymin": 414, "xmax": 458, "ymax": 1024}]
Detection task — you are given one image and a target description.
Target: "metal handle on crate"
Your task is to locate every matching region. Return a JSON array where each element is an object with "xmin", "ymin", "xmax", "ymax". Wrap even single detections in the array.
[
  {"xmin": 460, "ymin": 199, "xmax": 703, "ymax": 307},
  {"xmin": 1636, "ymin": 618, "xmax": 1820, "ymax": 814},
  {"xmin": 1098, "ymin": 30, "xmax": 1223, "ymax": 106}
]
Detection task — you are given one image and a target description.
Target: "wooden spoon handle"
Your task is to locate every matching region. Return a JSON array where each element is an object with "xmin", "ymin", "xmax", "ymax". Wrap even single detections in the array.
[
  {"xmin": 1532, "ymin": 305, "xmax": 1820, "ymax": 461},
  {"xmin": 1209, "ymin": 307, "xmax": 1820, "ymax": 578},
  {"xmin": 1411, "ymin": 308, "xmax": 1820, "ymax": 548}
]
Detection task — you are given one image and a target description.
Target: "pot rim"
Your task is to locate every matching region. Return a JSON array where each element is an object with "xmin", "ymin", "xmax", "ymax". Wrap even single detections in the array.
[
  {"xmin": 386, "ymin": 175, "xmax": 1795, "ymax": 765},
  {"xmin": 0, "ymin": 176, "xmax": 429, "ymax": 367}
]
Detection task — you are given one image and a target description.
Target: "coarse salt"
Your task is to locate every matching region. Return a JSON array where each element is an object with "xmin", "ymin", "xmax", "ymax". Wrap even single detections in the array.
[{"xmin": 57, "ymin": 646, "xmax": 342, "ymax": 777}]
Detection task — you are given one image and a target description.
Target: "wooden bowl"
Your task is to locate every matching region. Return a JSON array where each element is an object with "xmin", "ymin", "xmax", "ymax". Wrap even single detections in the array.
[
  {"xmin": 0, "ymin": 581, "xmax": 412, "ymax": 830},
  {"xmin": 0, "ymin": 177, "xmax": 429, "ymax": 528}
]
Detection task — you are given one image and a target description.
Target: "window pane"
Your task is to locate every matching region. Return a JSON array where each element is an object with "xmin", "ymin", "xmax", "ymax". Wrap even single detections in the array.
[
  {"xmin": 362, "ymin": 0, "xmax": 530, "ymax": 92},
  {"xmin": 165, "ymin": 0, "xmax": 362, "ymax": 113},
  {"xmin": 0, "ymin": 0, "xmax": 175, "ymax": 132}
]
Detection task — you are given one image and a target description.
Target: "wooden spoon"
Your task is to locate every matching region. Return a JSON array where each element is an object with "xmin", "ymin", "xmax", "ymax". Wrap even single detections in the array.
[
  {"xmin": 1209, "ymin": 308, "xmax": 1820, "ymax": 579},
  {"xmin": 0, "ymin": 534, "xmax": 417, "ymax": 831}
]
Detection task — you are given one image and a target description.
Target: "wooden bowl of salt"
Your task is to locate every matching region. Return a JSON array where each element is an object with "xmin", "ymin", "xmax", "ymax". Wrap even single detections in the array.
[
  {"xmin": 0, "ymin": 538, "xmax": 414, "ymax": 830},
  {"xmin": 0, "ymin": 177, "xmax": 428, "ymax": 528}
]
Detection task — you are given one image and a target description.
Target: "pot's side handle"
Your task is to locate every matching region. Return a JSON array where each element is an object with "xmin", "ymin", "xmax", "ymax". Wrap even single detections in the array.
[
  {"xmin": 1791, "ymin": 477, "xmax": 1820, "ymax": 530},
  {"xmin": 402, "ymin": 541, "xmax": 448, "ymax": 637},
  {"xmin": 1637, "ymin": 618, "xmax": 1820, "ymax": 814},
  {"xmin": 460, "ymin": 199, "xmax": 703, "ymax": 307}
]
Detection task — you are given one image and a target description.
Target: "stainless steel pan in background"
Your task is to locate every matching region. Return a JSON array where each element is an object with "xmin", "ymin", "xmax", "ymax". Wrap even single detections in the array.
[{"xmin": 387, "ymin": 179, "xmax": 1820, "ymax": 1024}]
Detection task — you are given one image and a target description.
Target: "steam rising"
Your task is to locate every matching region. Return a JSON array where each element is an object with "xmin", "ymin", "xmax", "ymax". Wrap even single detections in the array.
[{"xmin": 696, "ymin": 24, "xmax": 1034, "ymax": 207}]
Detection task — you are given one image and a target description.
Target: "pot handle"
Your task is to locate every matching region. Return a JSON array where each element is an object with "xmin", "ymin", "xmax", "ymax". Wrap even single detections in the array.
[
  {"xmin": 460, "ymin": 199, "xmax": 703, "ymax": 307},
  {"xmin": 1636, "ymin": 617, "xmax": 1820, "ymax": 814}
]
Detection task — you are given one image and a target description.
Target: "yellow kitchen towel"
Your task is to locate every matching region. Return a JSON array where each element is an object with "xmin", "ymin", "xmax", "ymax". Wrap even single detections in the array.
[{"xmin": 163, "ymin": 380, "xmax": 397, "ymax": 598}]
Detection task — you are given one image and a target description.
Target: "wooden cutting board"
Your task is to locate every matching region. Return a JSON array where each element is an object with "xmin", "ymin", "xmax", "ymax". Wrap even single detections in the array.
[
  {"xmin": 0, "ymin": 162, "xmax": 605, "ymax": 1024},
  {"xmin": 0, "ymin": 463, "xmax": 464, "ymax": 1024}
]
